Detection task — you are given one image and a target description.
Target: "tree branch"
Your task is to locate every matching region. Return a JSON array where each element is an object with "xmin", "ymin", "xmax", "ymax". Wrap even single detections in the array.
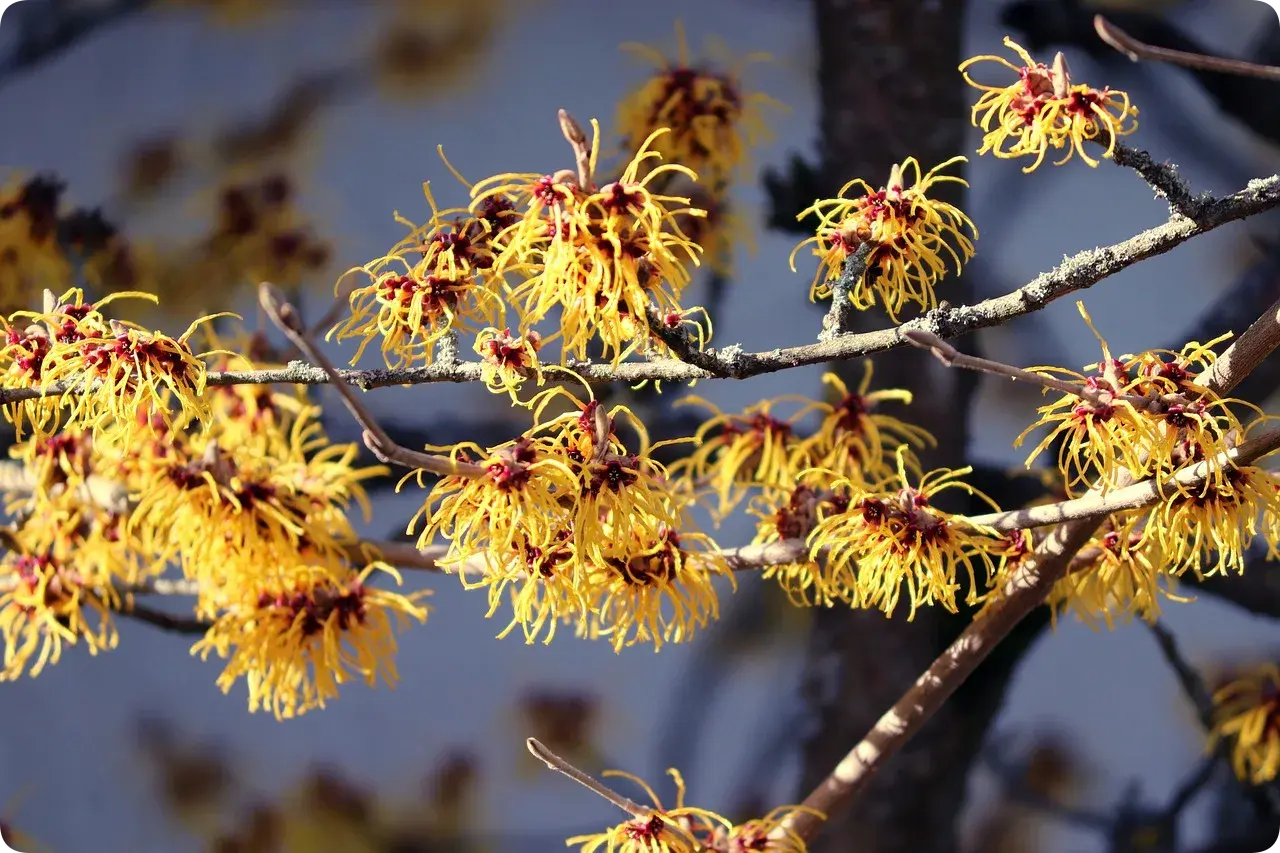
[
  {"xmin": 0, "ymin": 167, "xmax": 1272, "ymax": 408},
  {"xmin": 1095, "ymin": 15, "xmax": 1280, "ymax": 82},
  {"xmin": 527, "ymin": 738, "xmax": 650, "ymax": 820},
  {"xmin": 118, "ymin": 602, "xmax": 210, "ymax": 635},
  {"xmin": 1110, "ymin": 141, "xmax": 1206, "ymax": 220}
]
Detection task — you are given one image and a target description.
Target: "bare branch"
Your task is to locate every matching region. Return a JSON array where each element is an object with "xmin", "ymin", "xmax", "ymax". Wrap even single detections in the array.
[
  {"xmin": 527, "ymin": 737, "xmax": 650, "ymax": 820},
  {"xmin": 257, "ymin": 283, "xmax": 485, "ymax": 478},
  {"xmin": 904, "ymin": 328, "xmax": 1115, "ymax": 403},
  {"xmin": 1197, "ymin": 294, "xmax": 1280, "ymax": 394},
  {"xmin": 1095, "ymin": 15, "xmax": 1280, "ymax": 81},
  {"xmin": 778, "ymin": 515, "xmax": 1099, "ymax": 843},
  {"xmin": 118, "ymin": 602, "xmax": 210, "ymax": 635},
  {"xmin": 963, "ymin": 426, "xmax": 1280, "ymax": 531}
]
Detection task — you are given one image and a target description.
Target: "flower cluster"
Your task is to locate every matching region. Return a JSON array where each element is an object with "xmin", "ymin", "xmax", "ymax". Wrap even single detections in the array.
[
  {"xmin": 791, "ymin": 157, "xmax": 977, "ymax": 321},
  {"xmin": 567, "ymin": 766, "xmax": 819, "ymax": 853},
  {"xmin": 474, "ymin": 325, "xmax": 543, "ymax": 400},
  {"xmin": 330, "ymin": 179, "xmax": 511, "ymax": 368},
  {"xmin": 787, "ymin": 36, "xmax": 1146, "ymax": 324},
  {"xmin": 1042, "ymin": 513, "xmax": 1183, "ymax": 628},
  {"xmin": 474, "ymin": 122, "xmax": 709, "ymax": 366},
  {"xmin": 0, "ymin": 288, "xmax": 220, "ymax": 446},
  {"xmin": 616, "ymin": 23, "xmax": 780, "ymax": 278},
  {"xmin": 960, "ymin": 37, "xmax": 1139, "ymax": 172},
  {"xmin": 410, "ymin": 387, "xmax": 730, "ymax": 651},
  {"xmin": 332, "ymin": 27, "xmax": 781, "ymax": 376},
  {"xmin": 192, "ymin": 561, "xmax": 427, "ymax": 719},
  {"xmin": 810, "ymin": 450, "xmax": 1002, "ymax": 619},
  {"xmin": 0, "ymin": 323, "xmax": 428, "ymax": 717},
  {"xmin": 1016, "ymin": 305, "xmax": 1256, "ymax": 498},
  {"xmin": 668, "ymin": 364, "xmax": 1010, "ymax": 616},
  {"xmin": 1003, "ymin": 304, "xmax": 1280, "ymax": 624},
  {"xmin": 0, "ymin": 512, "xmax": 125, "ymax": 680},
  {"xmin": 0, "ymin": 413, "xmax": 167, "ymax": 681},
  {"xmin": 675, "ymin": 364, "xmax": 933, "ymax": 519}
]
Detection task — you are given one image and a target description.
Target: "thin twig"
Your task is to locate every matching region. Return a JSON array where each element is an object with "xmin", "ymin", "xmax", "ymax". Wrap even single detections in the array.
[
  {"xmin": 1163, "ymin": 754, "xmax": 1219, "ymax": 819},
  {"xmin": 1110, "ymin": 142, "xmax": 1205, "ymax": 220},
  {"xmin": 818, "ymin": 242, "xmax": 874, "ymax": 343},
  {"xmin": 527, "ymin": 738, "xmax": 649, "ymax": 820},
  {"xmin": 119, "ymin": 603, "xmax": 211, "ymax": 635},
  {"xmin": 258, "ymin": 283, "xmax": 485, "ymax": 478},
  {"xmin": 904, "ymin": 329, "xmax": 1117, "ymax": 404},
  {"xmin": 1095, "ymin": 15, "xmax": 1280, "ymax": 81},
  {"xmin": 1147, "ymin": 621, "xmax": 1217, "ymax": 732}
]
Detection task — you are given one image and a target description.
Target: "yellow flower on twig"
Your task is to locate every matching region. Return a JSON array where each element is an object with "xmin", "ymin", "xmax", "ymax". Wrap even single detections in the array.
[
  {"xmin": 791, "ymin": 157, "xmax": 977, "ymax": 321},
  {"xmin": 193, "ymin": 562, "xmax": 429, "ymax": 720},
  {"xmin": 811, "ymin": 449, "xmax": 1001, "ymax": 619},
  {"xmin": 961, "ymin": 37, "xmax": 1139, "ymax": 172}
]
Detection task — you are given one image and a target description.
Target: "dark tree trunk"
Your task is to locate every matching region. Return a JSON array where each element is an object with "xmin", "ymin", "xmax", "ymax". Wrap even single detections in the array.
[{"xmin": 796, "ymin": 3, "xmax": 1046, "ymax": 851}]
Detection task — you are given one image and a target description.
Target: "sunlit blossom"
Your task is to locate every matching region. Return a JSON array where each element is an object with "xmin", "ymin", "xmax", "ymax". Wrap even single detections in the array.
[
  {"xmin": 473, "ymin": 122, "xmax": 709, "ymax": 365},
  {"xmin": 329, "ymin": 180, "xmax": 510, "ymax": 368},
  {"xmin": 1045, "ymin": 513, "xmax": 1184, "ymax": 629},
  {"xmin": 790, "ymin": 157, "xmax": 977, "ymax": 321},
  {"xmin": 811, "ymin": 449, "xmax": 1002, "ymax": 618},
  {"xmin": 1018, "ymin": 304, "xmax": 1254, "ymax": 497},
  {"xmin": 193, "ymin": 562, "xmax": 429, "ymax": 719},
  {"xmin": 960, "ymin": 37, "xmax": 1139, "ymax": 172}
]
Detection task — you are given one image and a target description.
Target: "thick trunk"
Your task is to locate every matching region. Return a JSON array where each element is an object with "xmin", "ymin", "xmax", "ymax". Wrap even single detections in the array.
[{"xmin": 797, "ymin": 3, "xmax": 1043, "ymax": 851}]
